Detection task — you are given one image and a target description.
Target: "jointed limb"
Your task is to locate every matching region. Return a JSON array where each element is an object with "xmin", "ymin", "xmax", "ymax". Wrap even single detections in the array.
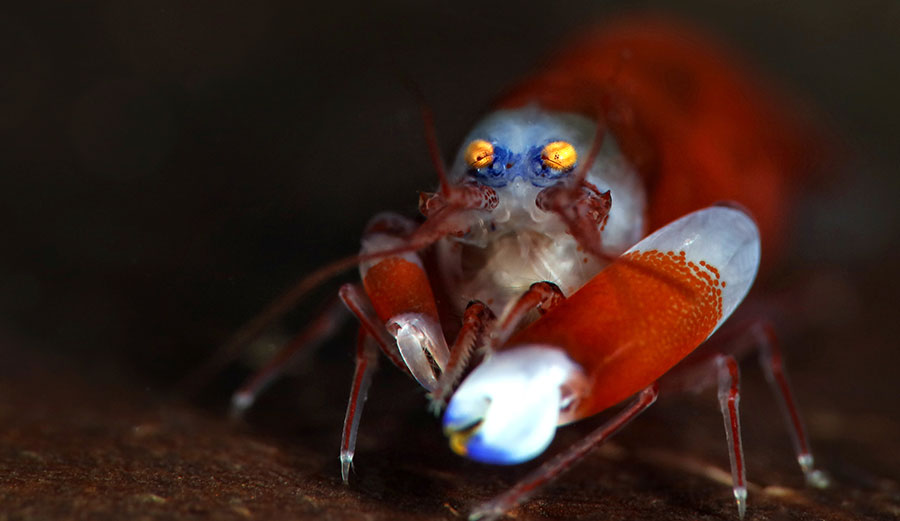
[
  {"xmin": 493, "ymin": 281, "xmax": 566, "ymax": 346},
  {"xmin": 428, "ymin": 301, "xmax": 495, "ymax": 412},
  {"xmin": 338, "ymin": 283, "xmax": 409, "ymax": 375},
  {"xmin": 660, "ymin": 318, "xmax": 829, "ymax": 518},
  {"xmin": 229, "ymin": 298, "xmax": 347, "ymax": 418},
  {"xmin": 716, "ymin": 354, "xmax": 748, "ymax": 518},
  {"xmin": 752, "ymin": 322, "xmax": 829, "ymax": 488},
  {"xmin": 340, "ymin": 328, "xmax": 380, "ymax": 483},
  {"xmin": 469, "ymin": 384, "xmax": 659, "ymax": 521},
  {"xmin": 429, "ymin": 282, "xmax": 566, "ymax": 413}
]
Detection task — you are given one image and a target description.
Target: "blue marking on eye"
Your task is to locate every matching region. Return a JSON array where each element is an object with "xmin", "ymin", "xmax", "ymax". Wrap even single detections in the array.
[
  {"xmin": 527, "ymin": 143, "xmax": 574, "ymax": 187},
  {"xmin": 466, "ymin": 139, "xmax": 576, "ymax": 188},
  {"xmin": 468, "ymin": 144, "xmax": 514, "ymax": 187}
]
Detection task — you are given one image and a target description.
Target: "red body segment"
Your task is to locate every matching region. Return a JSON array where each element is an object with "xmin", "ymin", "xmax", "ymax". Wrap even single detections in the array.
[
  {"xmin": 499, "ymin": 17, "xmax": 816, "ymax": 263},
  {"xmin": 508, "ymin": 250, "xmax": 725, "ymax": 419}
]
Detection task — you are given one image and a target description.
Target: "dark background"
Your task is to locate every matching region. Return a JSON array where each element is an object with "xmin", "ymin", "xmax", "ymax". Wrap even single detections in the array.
[{"xmin": 1, "ymin": 1, "xmax": 898, "ymax": 520}]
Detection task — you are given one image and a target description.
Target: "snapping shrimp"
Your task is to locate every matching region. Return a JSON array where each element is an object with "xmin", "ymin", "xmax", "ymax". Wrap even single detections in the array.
[{"xmin": 219, "ymin": 16, "xmax": 830, "ymax": 520}]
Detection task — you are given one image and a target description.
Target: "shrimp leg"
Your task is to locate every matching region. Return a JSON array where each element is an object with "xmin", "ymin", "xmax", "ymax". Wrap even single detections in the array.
[
  {"xmin": 660, "ymin": 318, "xmax": 829, "ymax": 517},
  {"xmin": 429, "ymin": 282, "xmax": 566, "ymax": 412},
  {"xmin": 493, "ymin": 282, "xmax": 567, "ymax": 347},
  {"xmin": 356, "ymin": 213, "xmax": 450, "ymax": 389},
  {"xmin": 752, "ymin": 322, "xmax": 830, "ymax": 488},
  {"xmin": 690, "ymin": 319, "xmax": 828, "ymax": 488},
  {"xmin": 340, "ymin": 328, "xmax": 380, "ymax": 483},
  {"xmin": 469, "ymin": 384, "xmax": 659, "ymax": 521},
  {"xmin": 229, "ymin": 297, "xmax": 347, "ymax": 419},
  {"xmin": 338, "ymin": 283, "xmax": 410, "ymax": 374},
  {"xmin": 428, "ymin": 301, "xmax": 496, "ymax": 412},
  {"xmin": 715, "ymin": 354, "xmax": 748, "ymax": 518}
]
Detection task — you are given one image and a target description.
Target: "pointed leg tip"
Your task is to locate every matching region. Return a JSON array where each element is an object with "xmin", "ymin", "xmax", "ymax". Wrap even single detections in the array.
[
  {"xmin": 468, "ymin": 497, "xmax": 511, "ymax": 521},
  {"xmin": 798, "ymin": 453, "xmax": 831, "ymax": 489},
  {"xmin": 228, "ymin": 392, "xmax": 253, "ymax": 421},
  {"xmin": 734, "ymin": 486, "xmax": 748, "ymax": 519},
  {"xmin": 467, "ymin": 508, "xmax": 498, "ymax": 521},
  {"xmin": 805, "ymin": 469, "xmax": 832, "ymax": 489},
  {"xmin": 340, "ymin": 452, "xmax": 353, "ymax": 484}
]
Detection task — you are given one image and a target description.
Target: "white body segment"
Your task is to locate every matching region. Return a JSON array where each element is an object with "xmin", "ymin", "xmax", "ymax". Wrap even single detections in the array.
[{"xmin": 437, "ymin": 107, "xmax": 646, "ymax": 313}]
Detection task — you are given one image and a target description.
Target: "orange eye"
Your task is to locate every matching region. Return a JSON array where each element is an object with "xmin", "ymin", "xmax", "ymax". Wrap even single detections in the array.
[
  {"xmin": 541, "ymin": 141, "xmax": 577, "ymax": 170},
  {"xmin": 465, "ymin": 139, "xmax": 494, "ymax": 169}
]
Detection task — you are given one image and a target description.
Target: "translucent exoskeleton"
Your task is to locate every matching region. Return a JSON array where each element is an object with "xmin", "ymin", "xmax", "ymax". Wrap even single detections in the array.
[{"xmin": 210, "ymin": 16, "xmax": 830, "ymax": 521}]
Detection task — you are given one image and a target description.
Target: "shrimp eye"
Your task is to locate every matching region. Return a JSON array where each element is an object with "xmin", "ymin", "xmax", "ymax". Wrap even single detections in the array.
[
  {"xmin": 465, "ymin": 139, "xmax": 494, "ymax": 169},
  {"xmin": 541, "ymin": 141, "xmax": 577, "ymax": 171}
]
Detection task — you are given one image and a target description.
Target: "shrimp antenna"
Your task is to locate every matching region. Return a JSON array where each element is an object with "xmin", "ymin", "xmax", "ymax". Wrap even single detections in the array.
[
  {"xmin": 178, "ymin": 196, "xmax": 478, "ymax": 395},
  {"xmin": 572, "ymin": 118, "xmax": 607, "ymax": 186},
  {"xmin": 571, "ymin": 44, "xmax": 630, "ymax": 187},
  {"xmin": 548, "ymin": 115, "xmax": 695, "ymax": 299},
  {"xmin": 179, "ymin": 237, "xmax": 445, "ymax": 395},
  {"xmin": 182, "ymin": 77, "xmax": 463, "ymax": 395},
  {"xmin": 402, "ymin": 77, "xmax": 453, "ymax": 196}
]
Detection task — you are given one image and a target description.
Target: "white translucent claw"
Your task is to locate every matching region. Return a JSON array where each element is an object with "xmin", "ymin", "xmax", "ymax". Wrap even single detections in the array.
[
  {"xmin": 444, "ymin": 346, "xmax": 586, "ymax": 465},
  {"xmin": 388, "ymin": 313, "xmax": 449, "ymax": 391}
]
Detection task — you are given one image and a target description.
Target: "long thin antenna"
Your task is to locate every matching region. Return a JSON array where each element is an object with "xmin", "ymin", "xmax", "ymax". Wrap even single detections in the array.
[
  {"xmin": 572, "ymin": 118, "xmax": 607, "ymax": 186},
  {"xmin": 403, "ymin": 78, "xmax": 453, "ymax": 196},
  {"xmin": 179, "ymin": 200, "xmax": 474, "ymax": 395},
  {"xmin": 572, "ymin": 45, "xmax": 629, "ymax": 186},
  {"xmin": 179, "ymin": 239, "xmax": 439, "ymax": 395}
]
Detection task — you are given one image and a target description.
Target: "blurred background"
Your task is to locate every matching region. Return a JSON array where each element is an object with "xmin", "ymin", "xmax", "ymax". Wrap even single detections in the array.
[
  {"xmin": 3, "ymin": 0, "xmax": 898, "ymax": 382},
  {"xmin": 1, "ymin": 1, "xmax": 898, "ymax": 518}
]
